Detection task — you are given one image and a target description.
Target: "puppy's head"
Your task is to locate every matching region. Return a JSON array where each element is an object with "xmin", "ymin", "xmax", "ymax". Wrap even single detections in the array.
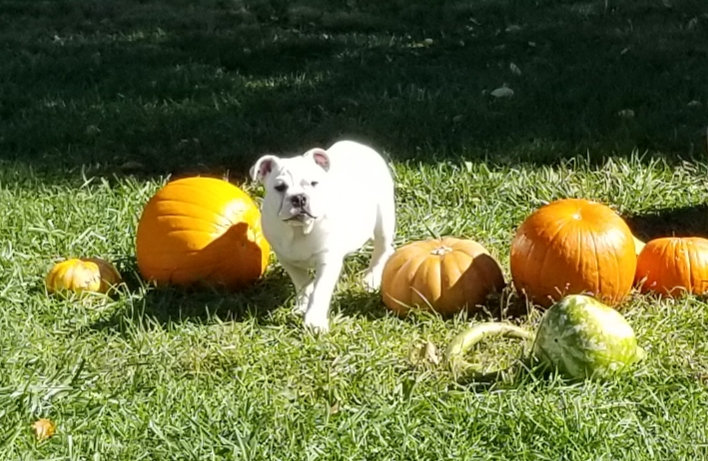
[{"xmin": 250, "ymin": 148, "xmax": 330, "ymax": 229}]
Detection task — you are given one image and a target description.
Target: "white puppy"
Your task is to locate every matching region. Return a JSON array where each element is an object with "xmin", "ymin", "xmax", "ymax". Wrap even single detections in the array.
[{"xmin": 250, "ymin": 140, "xmax": 395, "ymax": 332}]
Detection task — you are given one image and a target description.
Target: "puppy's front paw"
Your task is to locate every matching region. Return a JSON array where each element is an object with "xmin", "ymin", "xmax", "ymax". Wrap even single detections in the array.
[
  {"xmin": 293, "ymin": 284, "xmax": 314, "ymax": 315},
  {"xmin": 303, "ymin": 312, "xmax": 330, "ymax": 333},
  {"xmin": 293, "ymin": 296, "xmax": 309, "ymax": 315},
  {"xmin": 362, "ymin": 270, "xmax": 381, "ymax": 292}
]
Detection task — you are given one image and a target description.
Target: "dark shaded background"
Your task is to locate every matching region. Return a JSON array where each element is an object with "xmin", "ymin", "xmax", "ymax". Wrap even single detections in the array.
[{"xmin": 1, "ymin": 0, "xmax": 707, "ymax": 177}]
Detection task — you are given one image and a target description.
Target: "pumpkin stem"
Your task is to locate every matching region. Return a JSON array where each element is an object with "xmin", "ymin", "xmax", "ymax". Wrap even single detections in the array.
[{"xmin": 430, "ymin": 245, "xmax": 453, "ymax": 256}]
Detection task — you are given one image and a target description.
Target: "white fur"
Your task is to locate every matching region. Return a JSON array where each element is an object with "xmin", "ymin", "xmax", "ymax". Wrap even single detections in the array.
[{"xmin": 251, "ymin": 140, "xmax": 395, "ymax": 332}]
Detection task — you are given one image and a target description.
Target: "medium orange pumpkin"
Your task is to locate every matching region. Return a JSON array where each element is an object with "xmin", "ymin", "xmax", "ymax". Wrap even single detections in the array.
[
  {"xmin": 510, "ymin": 198, "xmax": 637, "ymax": 307},
  {"xmin": 381, "ymin": 237, "xmax": 505, "ymax": 316},
  {"xmin": 635, "ymin": 237, "xmax": 708, "ymax": 296},
  {"xmin": 45, "ymin": 257, "xmax": 122, "ymax": 294},
  {"xmin": 136, "ymin": 177, "xmax": 270, "ymax": 289}
]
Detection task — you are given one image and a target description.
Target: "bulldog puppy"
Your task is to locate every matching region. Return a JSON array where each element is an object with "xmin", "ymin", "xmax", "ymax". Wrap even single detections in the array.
[{"xmin": 250, "ymin": 140, "xmax": 395, "ymax": 332}]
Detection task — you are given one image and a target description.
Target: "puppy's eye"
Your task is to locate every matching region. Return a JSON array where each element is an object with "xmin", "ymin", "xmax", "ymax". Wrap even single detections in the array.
[
  {"xmin": 310, "ymin": 181, "xmax": 319, "ymax": 187},
  {"xmin": 274, "ymin": 183, "xmax": 288, "ymax": 193}
]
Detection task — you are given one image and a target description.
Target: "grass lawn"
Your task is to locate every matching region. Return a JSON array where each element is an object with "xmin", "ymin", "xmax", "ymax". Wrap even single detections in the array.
[{"xmin": 2, "ymin": 0, "xmax": 708, "ymax": 459}]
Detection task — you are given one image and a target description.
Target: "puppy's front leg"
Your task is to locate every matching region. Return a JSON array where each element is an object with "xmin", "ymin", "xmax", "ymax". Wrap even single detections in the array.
[
  {"xmin": 280, "ymin": 260, "xmax": 313, "ymax": 315},
  {"xmin": 303, "ymin": 257, "xmax": 344, "ymax": 332}
]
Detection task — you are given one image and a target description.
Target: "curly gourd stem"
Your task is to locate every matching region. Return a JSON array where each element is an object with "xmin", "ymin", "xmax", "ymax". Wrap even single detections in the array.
[{"xmin": 445, "ymin": 322, "xmax": 535, "ymax": 381}]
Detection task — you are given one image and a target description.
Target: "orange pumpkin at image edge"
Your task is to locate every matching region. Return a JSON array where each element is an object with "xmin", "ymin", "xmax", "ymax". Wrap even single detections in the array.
[
  {"xmin": 136, "ymin": 177, "xmax": 270, "ymax": 289},
  {"xmin": 635, "ymin": 237, "xmax": 708, "ymax": 296},
  {"xmin": 510, "ymin": 198, "xmax": 637, "ymax": 307},
  {"xmin": 381, "ymin": 237, "xmax": 505, "ymax": 316}
]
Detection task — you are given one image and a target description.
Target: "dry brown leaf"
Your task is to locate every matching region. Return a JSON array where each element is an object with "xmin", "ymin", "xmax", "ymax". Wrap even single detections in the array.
[
  {"xmin": 409, "ymin": 340, "xmax": 440, "ymax": 366},
  {"xmin": 31, "ymin": 418, "xmax": 56, "ymax": 441},
  {"xmin": 424, "ymin": 341, "xmax": 440, "ymax": 365},
  {"xmin": 490, "ymin": 86, "xmax": 514, "ymax": 98},
  {"xmin": 687, "ymin": 100, "xmax": 702, "ymax": 108}
]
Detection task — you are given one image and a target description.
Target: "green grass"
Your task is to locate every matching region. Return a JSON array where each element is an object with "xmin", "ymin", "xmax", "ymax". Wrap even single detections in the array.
[{"xmin": 1, "ymin": 0, "xmax": 708, "ymax": 459}]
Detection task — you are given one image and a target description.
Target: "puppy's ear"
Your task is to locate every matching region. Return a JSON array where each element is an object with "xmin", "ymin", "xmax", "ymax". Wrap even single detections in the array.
[
  {"xmin": 250, "ymin": 155, "xmax": 279, "ymax": 183},
  {"xmin": 303, "ymin": 148, "xmax": 330, "ymax": 171}
]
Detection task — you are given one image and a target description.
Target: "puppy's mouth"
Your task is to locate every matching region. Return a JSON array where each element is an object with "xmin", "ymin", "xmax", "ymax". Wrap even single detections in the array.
[{"xmin": 283, "ymin": 210, "xmax": 317, "ymax": 223}]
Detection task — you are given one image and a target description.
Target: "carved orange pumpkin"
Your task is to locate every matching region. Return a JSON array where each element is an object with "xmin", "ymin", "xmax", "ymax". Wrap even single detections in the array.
[
  {"xmin": 136, "ymin": 177, "xmax": 270, "ymax": 289},
  {"xmin": 381, "ymin": 237, "xmax": 505, "ymax": 316},
  {"xmin": 635, "ymin": 237, "xmax": 708, "ymax": 296},
  {"xmin": 45, "ymin": 257, "xmax": 122, "ymax": 294},
  {"xmin": 510, "ymin": 198, "xmax": 637, "ymax": 307}
]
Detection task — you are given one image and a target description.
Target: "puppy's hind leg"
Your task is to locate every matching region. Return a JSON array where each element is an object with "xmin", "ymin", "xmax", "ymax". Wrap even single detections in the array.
[{"xmin": 363, "ymin": 196, "xmax": 395, "ymax": 291}]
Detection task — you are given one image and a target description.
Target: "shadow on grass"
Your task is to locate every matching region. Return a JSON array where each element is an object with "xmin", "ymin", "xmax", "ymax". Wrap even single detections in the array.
[
  {"xmin": 89, "ymin": 267, "xmax": 294, "ymax": 334},
  {"xmin": 343, "ymin": 283, "xmax": 535, "ymax": 327},
  {"xmin": 89, "ymin": 266, "xmax": 527, "ymax": 334},
  {"xmin": 335, "ymin": 287, "xmax": 390, "ymax": 321},
  {"xmin": 91, "ymin": 263, "xmax": 396, "ymax": 334},
  {"xmin": 625, "ymin": 204, "xmax": 708, "ymax": 240},
  {"xmin": 450, "ymin": 359, "xmax": 587, "ymax": 391},
  {"xmin": 1, "ymin": 0, "xmax": 707, "ymax": 177}
]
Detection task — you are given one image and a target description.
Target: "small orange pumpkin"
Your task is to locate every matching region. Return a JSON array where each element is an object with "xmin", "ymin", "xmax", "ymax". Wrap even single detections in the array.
[
  {"xmin": 135, "ymin": 177, "xmax": 270, "ymax": 289},
  {"xmin": 381, "ymin": 237, "xmax": 505, "ymax": 316},
  {"xmin": 45, "ymin": 257, "xmax": 122, "ymax": 294},
  {"xmin": 635, "ymin": 237, "xmax": 708, "ymax": 296},
  {"xmin": 510, "ymin": 198, "xmax": 637, "ymax": 307}
]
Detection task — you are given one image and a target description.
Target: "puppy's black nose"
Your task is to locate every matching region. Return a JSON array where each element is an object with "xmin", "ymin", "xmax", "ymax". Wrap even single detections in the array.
[{"xmin": 290, "ymin": 194, "xmax": 307, "ymax": 208}]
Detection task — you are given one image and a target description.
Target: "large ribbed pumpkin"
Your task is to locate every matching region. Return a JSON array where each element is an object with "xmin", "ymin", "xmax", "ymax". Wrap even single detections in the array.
[
  {"xmin": 381, "ymin": 237, "xmax": 505, "ymax": 316},
  {"xmin": 510, "ymin": 198, "xmax": 637, "ymax": 307},
  {"xmin": 635, "ymin": 237, "xmax": 708, "ymax": 296},
  {"xmin": 136, "ymin": 177, "xmax": 270, "ymax": 289}
]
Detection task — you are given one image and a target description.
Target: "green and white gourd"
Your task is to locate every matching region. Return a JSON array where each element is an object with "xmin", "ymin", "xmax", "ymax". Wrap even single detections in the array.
[
  {"xmin": 532, "ymin": 294, "xmax": 645, "ymax": 379},
  {"xmin": 445, "ymin": 294, "xmax": 645, "ymax": 381}
]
